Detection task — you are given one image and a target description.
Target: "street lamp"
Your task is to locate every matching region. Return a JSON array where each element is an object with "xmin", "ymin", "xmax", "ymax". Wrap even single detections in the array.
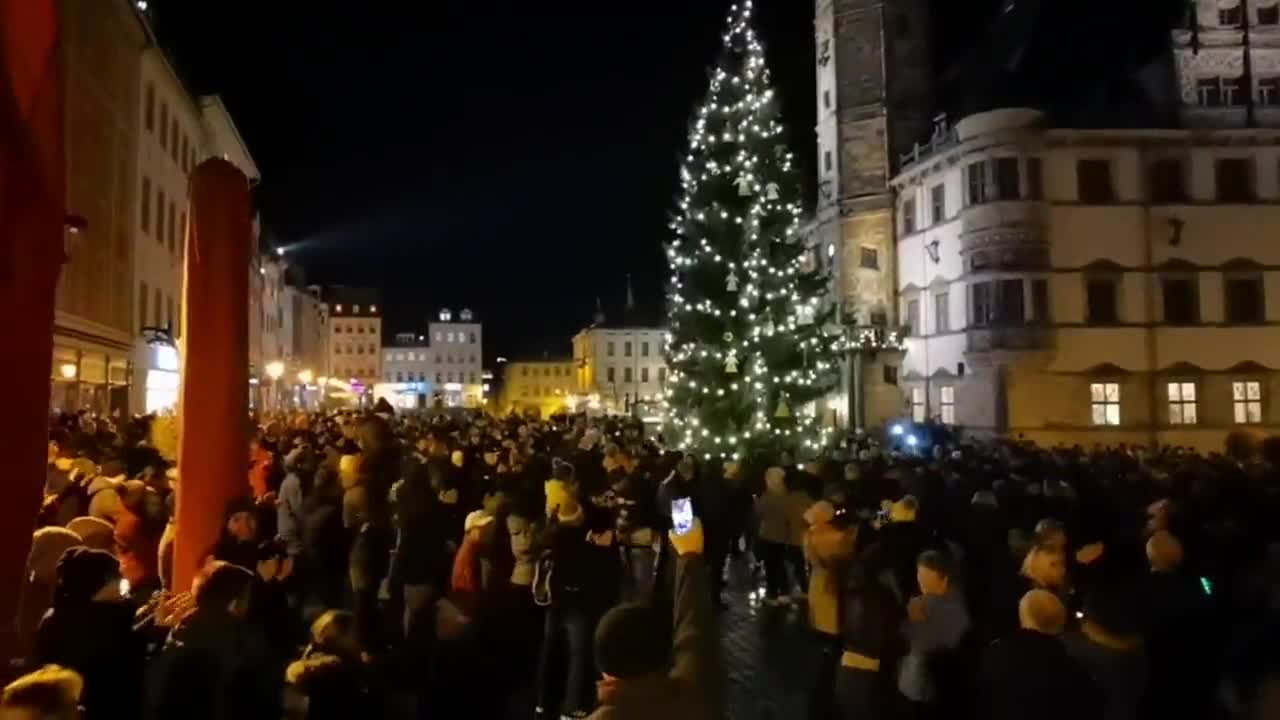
[
  {"xmin": 58, "ymin": 363, "xmax": 77, "ymax": 380},
  {"xmin": 297, "ymin": 369, "xmax": 313, "ymax": 385},
  {"xmin": 265, "ymin": 361, "xmax": 285, "ymax": 411}
]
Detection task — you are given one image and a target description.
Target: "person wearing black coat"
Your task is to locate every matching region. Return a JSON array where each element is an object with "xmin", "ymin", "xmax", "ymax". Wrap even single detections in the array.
[{"xmin": 834, "ymin": 546, "xmax": 903, "ymax": 720}]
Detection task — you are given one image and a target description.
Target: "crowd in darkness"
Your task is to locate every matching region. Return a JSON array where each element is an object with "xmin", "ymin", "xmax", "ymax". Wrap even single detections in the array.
[{"xmin": 4, "ymin": 404, "xmax": 1280, "ymax": 719}]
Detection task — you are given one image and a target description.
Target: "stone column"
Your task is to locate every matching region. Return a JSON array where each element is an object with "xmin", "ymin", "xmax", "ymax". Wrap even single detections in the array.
[
  {"xmin": 173, "ymin": 158, "xmax": 251, "ymax": 591},
  {"xmin": 0, "ymin": 0, "xmax": 66, "ymax": 661}
]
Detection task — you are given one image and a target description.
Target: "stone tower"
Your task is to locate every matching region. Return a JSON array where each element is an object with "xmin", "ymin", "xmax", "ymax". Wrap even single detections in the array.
[{"xmin": 814, "ymin": 0, "xmax": 932, "ymax": 428}]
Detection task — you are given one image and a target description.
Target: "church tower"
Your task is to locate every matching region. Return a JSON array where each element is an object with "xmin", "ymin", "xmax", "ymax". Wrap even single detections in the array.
[{"xmin": 815, "ymin": 0, "xmax": 933, "ymax": 427}]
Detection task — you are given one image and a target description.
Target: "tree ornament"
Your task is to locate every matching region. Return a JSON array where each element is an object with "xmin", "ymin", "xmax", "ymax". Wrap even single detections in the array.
[
  {"xmin": 724, "ymin": 349, "xmax": 739, "ymax": 374},
  {"xmin": 763, "ymin": 317, "xmax": 776, "ymax": 335},
  {"xmin": 775, "ymin": 396, "xmax": 791, "ymax": 418},
  {"xmin": 797, "ymin": 304, "xmax": 815, "ymax": 326},
  {"xmin": 735, "ymin": 175, "xmax": 753, "ymax": 196},
  {"xmin": 726, "ymin": 270, "xmax": 739, "ymax": 292},
  {"xmin": 773, "ymin": 145, "xmax": 787, "ymax": 161},
  {"xmin": 765, "ymin": 182, "xmax": 780, "ymax": 200},
  {"xmin": 722, "ymin": 331, "xmax": 734, "ymax": 343}
]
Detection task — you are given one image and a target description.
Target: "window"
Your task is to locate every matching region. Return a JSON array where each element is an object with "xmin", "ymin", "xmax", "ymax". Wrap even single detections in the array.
[
  {"xmin": 139, "ymin": 282, "xmax": 149, "ymax": 329},
  {"xmin": 930, "ymin": 184, "xmax": 946, "ymax": 224},
  {"xmin": 1162, "ymin": 277, "xmax": 1199, "ymax": 324},
  {"xmin": 1225, "ymin": 274, "xmax": 1264, "ymax": 324},
  {"xmin": 993, "ymin": 157, "xmax": 1020, "ymax": 200},
  {"xmin": 469, "ymin": 332, "xmax": 477, "ymax": 343},
  {"xmin": 153, "ymin": 288, "xmax": 161, "ymax": 327},
  {"xmin": 966, "ymin": 161, "xmax": 987, "ymax": 205},
  {"xmin": 167, "ymin": 201, "xmax": 176, "ymax": 253},
  {"xmin": 860, "ymin": 246, "xmax": 879, "ymax": 270},
  {"xmin": 1167, "ymin": 382, "xmax": 1198, "ymax": 425},
  {"xmin": 940, "ymin": 386, "xmax": 956, "ymax": 424},
  {"xmin": 641, "ymin": 341, "xmax": 650, "ymax": 357},
  {"xmin": 1220, "ymin": 4, "xmax": 1242, "ymax": 26},
  {"xmin": 521, "ymin": 367, "xmax": 529, "ymax": 377},
  {"xmin": 1149, "ymin": 158, "xmax": 1188, "ymax": 202},
  {"xmin": 607, "ymin": 367, "xmax": 616, "ymax": 382},
  {"xmin": 971, "ymin": 282, "xmax": 993, "ymax": 326},
  {"xmin": 178, "ymin": 211, "xmax": 186, "ymax": 255},
  {"xmin": 170, "ymin": 119, "xmax": 179, "ymax": 164},
  {"xmin": 902, "ymin": 197, "xmax": 916, "ymax": 234},
  {"xmin": 624, "ymin": 341, "xmax": 633, "ymax": 357},
  {"xmin": 824, "ymin": 151, "xmax": 833, "ymax": 173},
  {"xmin": 1216, "ymin": 158, "xmax": 1254, "ymax": 202},
  {"xmin": 607, "ymin": 341, "xmax": 616, "ymax": 357},
  {"xmin": 823, "ymin": 89, "xmax": 831, "ymax": 110},
  {"xmin": 396, "ymin": 372, "xmax": 404, "ymax": 383},
  {"xmin": 159, "ymin": 103, "xmax": 168, "ymax": 149},
  {"xmin": 905, "ymin": 299, "xmax": 920, "ymax": 335},
  {"xmin": 624, "ymin": 367, "xmax": 634, "ymax": 383},
  {"xmin": 357, "ymin": 325, "xmax": 365, "ymax": 334},
  {"xmin": 140, "ymin": 177, "xmax": 151, "ymax": 232},
  {"xmin": 1233, "ymin": 381, "xmax": 1263, "ymax": 424},
  {"xmin": 1198, "ymin": 76, "xmax": 1246, "ymax": 106},
  {"xmin": 144, "ymin": 84, "xmax": 154, "ymax": 132},
  {"xmin": 1026, "ymin": 157, "xmax": 1043, "ymax": 199},
  {"xmin": 658, "ymin": 367, "xmax": 668, "ymax": 384},
  {"xmin": 156, "ymin": 189, "xmax": 165, "ymax": 244},
  {"xmin": 934, "ymin": 291, "xmax": 950, "ymax": 333},
  {"xmin": 1077, "ymin": 160, "xmax": 1115, "ymax": 203},
  {"xmin": 911, "ymin": 387, "xmax": 926, "ymax": 422},
  {"xmin": 1090, "ymin": 383, "xmax": 1121, "ymax": 425},
  {"xmin": 544, "ymin": 367, "xmax": 551, "ymax": 377},
  {"xmin": 997, "ymin": 278, "xmax": 1025, "ymax": 324},
  {"xmin": 1260, "ymin": 77, "xmax": 1280, "ymax": 106},
  {"xmin": 1085, "ymin": 278, "xmax": 1116, "ymax": 322},
  {"xmin": 166, "ymin": 296, "xmax": 174, "ymax": 329},
  {"xmin": 641, "ymin": 367, "xmax": 650, "ymax": 383},
  {"xmin": 469, "ymin": 373, "xmax": 477, "ymax": 384},
  {"xmin": 436, "ymin": 373, "xmax": 442, "ymax": 383},
  {"xmin": 1261, "ymin": 4, "xmax": 1280, "ymax": 25},
  {"xmin": 1032, "ymin": 279, "xmax": 1050, "ymax": 322}
]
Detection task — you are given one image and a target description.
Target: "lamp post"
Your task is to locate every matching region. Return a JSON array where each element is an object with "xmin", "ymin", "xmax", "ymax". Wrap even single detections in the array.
[
  {"xmin": 265, "ymin": 360, "xmax": 285, "ymax": 411},
  {"xmin": 297, "ymin": 369, "xmax": 313, "ymax": 410}
]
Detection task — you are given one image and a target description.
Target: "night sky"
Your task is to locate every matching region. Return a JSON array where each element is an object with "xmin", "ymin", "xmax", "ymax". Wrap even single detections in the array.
[{"xmin": 153, "ymin": 0, "xmax": 1181, "ymax": 361}]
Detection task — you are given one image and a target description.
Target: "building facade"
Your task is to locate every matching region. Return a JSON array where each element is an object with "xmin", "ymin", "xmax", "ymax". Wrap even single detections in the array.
[
  {"xmin": 891, "ymin": 106, "xmax": 1280, "ymax": 450},
  {"xmin": 53, "ymin": 0, "xmax": 146, "ymax": 414},
  {"xmin": 572, "ymin": 325, "xmax": 669, "ymax": 414},
  {"xmin": 812, "ymin": 0, "xmax": 932, "ymax": 429},
  {"xmin": 378, "ymin": 332, "xmax": 433, "ymax": 410},
  {"xmin": 424, "ymin": 308, "xmax": 484, "ymax": 407},
  {"xmin": 323, "ymin": 288, "xmax": 382, "ymax": 401},
  {"xmin": 1173, "ymin": 0, "xmax": 1280, "ymax": 130},
  {"xmin": 501, "ymin": 359, "xmax": 578, "ymax": 417}
]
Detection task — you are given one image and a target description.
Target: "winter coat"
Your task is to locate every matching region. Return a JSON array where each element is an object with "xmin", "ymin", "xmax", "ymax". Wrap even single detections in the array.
[
  {"xmin": 898, "ymin": 590, "xmax": 970, "ymax": 703},
  {"xmin": 38, "ymin": 600, "xmax": 146, "ymax": 719},
  {"xmin": 285, "ymin": 650, "xmax": 375, "ymax": 720},
  {"xmin": 276, "ymin": 471, "xmax": 305, "ymax": 557},
  {"xmin": 978, "ymin": 629, "xmax": 1098, "ymax": 720},
  {"xmin": 1061, "ymin": 627, "xmax": 1147, "ymax": 720},
  {"xmin": 804, "ymin": 519, "xmax": 855, "ymax": 635},
  {"xmin": 756, "ymin": 469, "xmax": 793, "ymax": 545},
  {"xmin": 115, "ymin": 507, "xmax": 160, "ymax": 587},
  {"xmin": 839, "ymin": 566, "xmax": 902, "ymax": 663}
]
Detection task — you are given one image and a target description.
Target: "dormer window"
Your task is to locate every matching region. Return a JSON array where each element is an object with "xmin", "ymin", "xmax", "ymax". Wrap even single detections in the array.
[
  {"xmin": 1220, "ymin": 3, "xmax": 1243, "ymax": 27},
  {"xmin": 1197, "ymin": 76, "xmax": 1245, "ymax": 106},
  {"xmin": 1260, "ymin": 3, "xmax": 1280, "ymax": 25}
]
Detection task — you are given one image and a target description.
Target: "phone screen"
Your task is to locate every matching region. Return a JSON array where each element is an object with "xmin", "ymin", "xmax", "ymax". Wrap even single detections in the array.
[{"xmin": 671, "ymin": 497, "xmax": 693, "ymax": 536}]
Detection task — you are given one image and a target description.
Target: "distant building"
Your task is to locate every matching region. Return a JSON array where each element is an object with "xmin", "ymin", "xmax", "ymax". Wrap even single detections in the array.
[
  {"xmin": 572, "ymin": 322, "xmax": 668, "ymax": 415},
  {"xmin": 1173, "ymin": 0, "xmax": 1280, "ymax": 130},
  {"xmin": 322, "ymin": 287, "xmax": 382, "ymax": 403},
  {"xmin": 501, "ymin": 358, "xmax": 578, "ymax": 417},
  {"xmin": 424, "ymin": 308, "xmax": 484, "ymax": 408},
  {"xmin": 378, "ymin": 332, "xmax": 433, "ymax": 410}
]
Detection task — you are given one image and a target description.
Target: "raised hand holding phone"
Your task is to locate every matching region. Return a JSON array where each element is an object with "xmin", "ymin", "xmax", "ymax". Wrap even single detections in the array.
[{"xmin": 671, "ymin": 497, "xmax": 693, "ymax": 536}]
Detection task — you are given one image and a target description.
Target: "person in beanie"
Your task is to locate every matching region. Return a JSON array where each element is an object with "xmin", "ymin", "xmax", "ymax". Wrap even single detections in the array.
[
  {"xmin": 284, "ymin": 610, "xmax": 375, "ymax": 720},
  {"xmin": 35, "ymin": 548, "xmax": 145, "ymax": 719},
  {"xmin": 589, "ymin": 517, "xmax": 720, "ymax": 719}
]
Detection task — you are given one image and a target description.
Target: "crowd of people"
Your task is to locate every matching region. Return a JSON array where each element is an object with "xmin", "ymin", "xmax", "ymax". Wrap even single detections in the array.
[{"xmin": 5, "ymin": 403, "xmax": 1280, "ymax": 720}]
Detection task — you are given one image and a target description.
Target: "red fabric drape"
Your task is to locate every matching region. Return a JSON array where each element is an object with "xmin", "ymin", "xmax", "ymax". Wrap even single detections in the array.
[
  {"xmin": 0, "ymin": 0, "xmax": 64, "ymax": 660},
  {"xmin": 173, "ymin": 158, "xmax": 252, "ymax": 592}
]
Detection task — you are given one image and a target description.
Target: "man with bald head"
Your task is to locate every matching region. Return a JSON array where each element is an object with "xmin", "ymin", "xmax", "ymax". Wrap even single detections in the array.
[{"xmin": 978, "ymin": 589, "xmax": 1098, "ymax": 720}]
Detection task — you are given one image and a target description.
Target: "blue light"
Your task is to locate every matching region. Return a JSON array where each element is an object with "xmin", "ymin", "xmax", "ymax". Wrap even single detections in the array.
[
  {"xmin": 906, "ymin": 435, "xmax": 918, "ymax": 447},
  {"xmin": 891, "ymin": 424, "xmax": 904, "ymax": 436}
]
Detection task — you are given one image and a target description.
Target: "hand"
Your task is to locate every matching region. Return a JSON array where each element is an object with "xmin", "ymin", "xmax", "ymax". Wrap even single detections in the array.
[
  {"xmin": 258, "ymin": 491, "xmax": 278, "ymax": 506},
  {"xmin": 277, "ymin": 555, "xmax": 295, "ymax": 581},
  {"xmin": 588, "ymin": 529, "xmax": 614, "ymax": 547},
  {"xmin": 377, "ymin": 577, "xmax": 392, "ymax": 602},
  {"xmin": 155, "ymin": 591, "xmax": 195, "ymax": 628},
  {"xmin": 1075, "ymin": 542, "xmax": 1105, "ymax": 565},
  {"xmin": 257, "ymin": 555, "xmax": 281, "ymax": 582},
  {"xmin": 668, "ymin": 517, "xmax": 704, "ymax": 557},
  {"xmin": 907, "ymin": 595, "xmax": 928, "ymax": 623}
]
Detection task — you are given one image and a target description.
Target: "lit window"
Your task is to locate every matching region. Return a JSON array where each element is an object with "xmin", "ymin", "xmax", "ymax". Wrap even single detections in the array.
[
  {"xmin": 335, "ymin": 305, "xmax": 343, "ymax": 312},
  {"xmin": 624, "ymin": 367, "xmax": 634, "ymax": 383},
  {"xmin": 1233, "ymin": 381, "xmax": 1263, "ymax": 424},
  {"xmin": 940, "ymin": 386, "xmax": 955, "ymax": 424},
  {"xmin": 1168, "ymin": 382, "xmax": 1198, "ymax": 425},
  {"xmin": 641, "ymin": 367, "xmax": 650, "ymax": 383},
  {"xmin": 1090, "ymin": 383, "xmax": 1121, "ymax": 426},
  {"xmin": 910, "ymin": 387, "xmax": 926, "ymax": 422},
  {"xmin": 353, "ymin": 305, "xmax": 361, "ymax": 313},
  {"xmin": 370, "ymin": 305, "xmax": 377, "ymax": 313}
]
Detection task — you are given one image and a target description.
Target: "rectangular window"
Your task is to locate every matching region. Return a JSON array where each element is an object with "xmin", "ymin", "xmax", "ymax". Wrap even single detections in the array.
[
  {"xmin": 1090, "ymin": 382, "xmax": 1122, "ymax": 425},
  {"xmin": 911, "ymin": 387, "xmax": 926, "ymax": 422},
  {"xmin": 1261, "ymin": 5, "xmax": 1280, "ymax": 25},
  {"xmin": 154, "ymin": 289, "xmax": 162, "ymax": 327},
  {"xmin": 860, "ymin": 246, "xmax": 879, "ymax": 270},
  {"xmin": 971, "ymin": 282, "xmax": 993, "ymax": 326},
  {"xmin": 159, "ymin": 103, "xmax": 168, "ymax": 149},
  {"xmin": 624, "ymin": 341, "xmax": 633, "ymax": 357},
  {"xmin": 140, "ymin": 177, "xmax": 151, "ymax": 233},
  {"xmin": 607, "ymin": 341, "xmax": 616, "ymax": 357},
  {"xmin": 906, "ymin": 299, "xmax": 920, "ymax": 335},
  {"xmin": 1167, "ymin": 382, "xmax": 1198, "ymax": 425},
  {"xmin": 607, "ymin": 367, "xmax": 616, "ymax": 383},
  {"xmin": 624, "ymin": 367, "xmax": 634, "ymax": 383},
  {"xmin": 1162, "ymin": 277, "xmax": 1199, "ymax": 324},
  {"xmin": 144, "ymin": 84, "xmax": 154, "ymax": 132},
  {"xmin": 994, "ymin": 157, "xmax": 1020, "ymax": 200},
  {"xmin": 178, "ymin": 211, "xmax": 186, "ymax": 257},
  {"xmin": 902, "ymin": 197, "xmax": 916, "ymax": 235},
  {"xmin": 167, "ymin": 201, "xmax": 176, "ymax": 253},
  {"xmin": 658, "ymin": 367, "xmax": 667, "ymax": 384},
  {"xmin": 940, "ymin": 386, "xmax": 956, "ymax": 424},
  {"xmin": 166, "ymin": 296, "xmax": 174, "ymax": 329},
  {"xmin": 1086, "ymin": 277, "xmax": 1119, "ymax": 324},
  {"xmin": 1032, "ymin": 279, "xmax": 1050, "ymax": 322},
  {"xmin": 1077, "ymin": 159, "xmax": 1115, "ymax": 203},
  {"xmin": 930, "ymin": 184, "xmax": 946, "ymax": 224},
  {"xmin": 966, "ymin": 161, "xmax": 987, "ymax": 205},
  {"xmin": 1026, "ymin": 157, "xmax": 1043, "ymax": 199},
  {"xmin": 641, "ymin": 367, "xmax": 650, "ymax": 383},
  {"xmin": 641, "ymin": 341, "xmax": 650, "ymax": 357},
  {"xmin": 934, "ymin": 291, "xmax": 950, "ymax": 333},
  {"xmin": 1149, "ymin": 158, "xmax": 1188, "ymax": 203},
  {"xmin": 1233, "ymin": 380, "xmax": 1263, "ymax": 424},
  {"xmin": 1216, "ymin": 158, "xmax": 1254, "ymax": 202},
  {"xmin": 824, "ymin": 151, "xmax": 833, "ymax": 173},
  {"xmin": 997, "ymin": 278, "xmax": 1025, "ymax": 324},
  {"xmin": 156, "ymin": 189, "xmax": 165, "ymax": 244},
  {"xmin": 1198, "ymin": 77, "xmax": 1223, "ymax": 106},
  {"xmin": 1225, "ymin": 275, "xmax": 1264, "ymax": 324},
  {"xmin": 1259, "ymin": 76, "xmax": 1280, "ymax": 106},
  {"xmin": 170, "ymin": 119, "xmax": 179, "ymax": 164},
  {"xmin": 823, "ymin": 89, "xmax": 832, "ymax": 110},
  {"xmin": 1220, "ymin": 5, "xmax": 1243, "ymax": 26},
  {"xmin": 139, "ymin": 282, "xmax": 149, "ymax": 330},
  {"xmin": 883, "ymin": 364, "xmax": 899, "ymax": 385}
]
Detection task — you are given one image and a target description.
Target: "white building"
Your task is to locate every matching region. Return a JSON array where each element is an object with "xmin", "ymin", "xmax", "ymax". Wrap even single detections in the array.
[
  {"xmin": 1173, "ymin": 0, "xmax": 1280, "ymax": 129},
  {"xmin": 424, "ymin": 308, "xmax": 484, "ymax": 407},
  {"xmin": 572, "ymin": 323, "xmax": 668, "ymax": 414}
]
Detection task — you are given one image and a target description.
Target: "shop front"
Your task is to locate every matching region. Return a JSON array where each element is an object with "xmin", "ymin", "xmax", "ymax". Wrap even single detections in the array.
[{"xmin": 51, "ymin": 343, "xmax": 130, "ymax": 415}]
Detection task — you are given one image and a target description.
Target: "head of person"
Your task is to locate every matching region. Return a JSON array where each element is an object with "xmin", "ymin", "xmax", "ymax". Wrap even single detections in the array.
[
  {"xmin": 676, "ymin": 455, "xmax": 695, "ymax": 481},
  {"xmin": 194, "ymin": 561, "xmax": 255, "ymax": 618},
  {"xmin": 764, "ymin": 466, "xmax": 787, "ymax": 494},
  {"xmin": 1033, "ymin": 518, "xmax": 1068, "ymax": 553},
  {"xmin": 593, "ymin": 603, "xmax": 668, "ymax": 683},
  {"xmin": 1022, "ymin": 544, "xmax": 1067, "ymax": 590},
  {"xmin": 916, "ymin": 549, "xmax": 957, "ymax": 596},
  {"xmin": 843, "ymin": 463, "xmax": 860, "ymax": 482},
  {"xmin": 309, "ymin": 609, "xmax": 360, "ymax": 659},
  {"xmin": 890, "ymin": 495, "xmax": 919, "ymax": 523},
  {"xmin": 1146, "ymin": 530, "xmax": 1184, "ymax": 573},
  {"xmin": 223, "ymin": 498, "xmax": 259, "ymax": 543},
  {"xmin": 0, "ymin": 666, "xmax": 82, "ymax": 720},
  {"xmin": 1018, "ymin": 588, "xmax": 1067, "ymax": 636},
  {"xmin": 52, "ymin": 547, "xmax": 123, "ymax": 608}
]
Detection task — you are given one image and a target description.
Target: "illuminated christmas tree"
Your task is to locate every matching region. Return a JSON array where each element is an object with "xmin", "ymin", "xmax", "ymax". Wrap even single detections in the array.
[{"xmin": 664, "ymin": 0, "xmax": 841, "ymax": 461}]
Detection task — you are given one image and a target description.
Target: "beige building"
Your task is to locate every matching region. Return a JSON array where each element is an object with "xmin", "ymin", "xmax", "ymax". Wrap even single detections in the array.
[
  {"xmin": 425, "ymin": 308, "xmax": 484, "ymax": 407},
  {"xmin": 53, "ymin": 0, "xmax": 146, "ymax": 414},
  {"xmin": 501, "ymin": 359, "xmax": 578, "ymax": 417},
  {"xmin": 323, "ymin": 288, "xmax": 382, "ymax": 403},
  {"xmin": 891, "ymin": 107, "xmax": 1280, "ymax": 451},
  {"xmin": 572, "ymin": 324, "xmax": 668, "ymax": 414}
]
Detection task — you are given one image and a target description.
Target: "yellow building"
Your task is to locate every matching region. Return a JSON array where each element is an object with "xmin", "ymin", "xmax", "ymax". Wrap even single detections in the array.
[{"xmin": 501, "ymin": 359, "xmax": 578, "ymax": 417}]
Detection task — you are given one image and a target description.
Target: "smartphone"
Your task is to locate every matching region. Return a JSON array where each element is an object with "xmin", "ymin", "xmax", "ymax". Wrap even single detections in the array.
[
  {"xmin": 671, "ymin": 497, "xmax": 693, "ymax": 536},
  {"xmin": 1199, "ymin": 576, "xmax": 1214, "ymax": 596},
  {"xmin": 118, "ymin": 577, "xmax": 131, "ymax": 598}
]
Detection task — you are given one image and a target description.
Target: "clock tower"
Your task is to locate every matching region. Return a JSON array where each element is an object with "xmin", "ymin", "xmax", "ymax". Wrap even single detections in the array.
[{"xmin": 814, "ymin": 0, "xmax": 932, "ymax": 427}]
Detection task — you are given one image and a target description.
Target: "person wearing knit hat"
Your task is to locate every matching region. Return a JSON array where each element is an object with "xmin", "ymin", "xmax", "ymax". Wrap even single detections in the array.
[{"xmin": 64, "ymin": 517, "xmax": 114, "ymax": 552}]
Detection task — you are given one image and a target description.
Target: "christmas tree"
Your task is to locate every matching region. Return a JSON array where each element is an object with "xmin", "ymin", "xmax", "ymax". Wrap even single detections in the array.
[{"xmin": 664, "ymin": 0, "xmax": 841, "ymax": 462}]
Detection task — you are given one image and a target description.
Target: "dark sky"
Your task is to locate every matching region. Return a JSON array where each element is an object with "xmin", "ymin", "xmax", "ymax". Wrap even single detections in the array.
[{"xmin": 154, "ymin": 0, "xmax": 1180, "ymax": 361}]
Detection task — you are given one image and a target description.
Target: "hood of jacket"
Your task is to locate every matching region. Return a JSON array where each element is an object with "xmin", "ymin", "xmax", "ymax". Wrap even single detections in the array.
[{"xmin": 285, "ymin": 651, "xmax": 362, "ymax": 691}]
